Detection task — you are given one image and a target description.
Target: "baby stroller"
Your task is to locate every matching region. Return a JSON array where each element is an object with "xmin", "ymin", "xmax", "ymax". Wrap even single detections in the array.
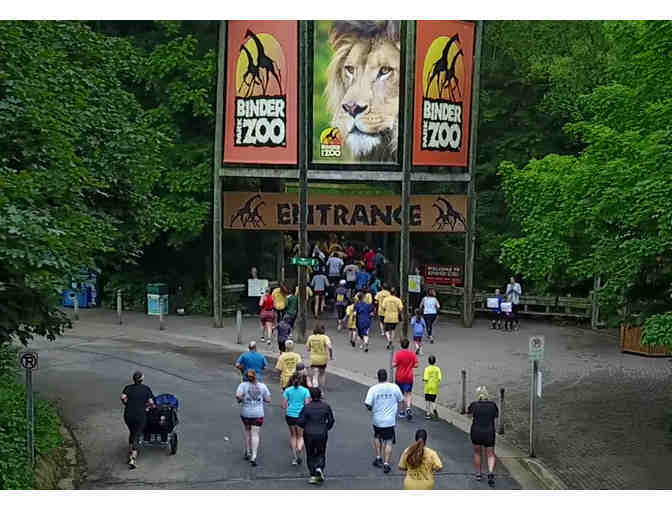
[{"xmin": 143, "ymin": 393, "xmax": 179, "ymax": 455}]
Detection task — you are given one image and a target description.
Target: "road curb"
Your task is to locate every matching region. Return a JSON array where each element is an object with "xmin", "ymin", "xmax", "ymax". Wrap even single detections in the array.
[{"xmin": 57, "ymin": 424, "xmax": 81, "ymax": 490}]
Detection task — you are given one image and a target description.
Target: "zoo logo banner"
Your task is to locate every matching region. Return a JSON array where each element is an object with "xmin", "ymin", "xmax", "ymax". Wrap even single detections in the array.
[
  {"xmin": 311, "ymin": 21, "xmax": 401, "ymax": 165},
  {"xmin": 223, "ymin": 21, "xmax": 298, "ymax": 165},
  {"xmin": 412, "ymin": 21, "xmax": 475, "ymax": 168}
]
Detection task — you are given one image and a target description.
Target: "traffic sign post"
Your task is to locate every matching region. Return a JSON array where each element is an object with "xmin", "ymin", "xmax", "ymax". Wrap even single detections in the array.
[
  {"xmin": 528, "ymin": 336, "xmax": 544, "ymax": 457},
  {"xmin": 19, "ymin": 351, "xmax": 38, "ymax": 467},
  {"xmin": 291, "ymin": 257, "xmax": 317, "ymax": 267}
]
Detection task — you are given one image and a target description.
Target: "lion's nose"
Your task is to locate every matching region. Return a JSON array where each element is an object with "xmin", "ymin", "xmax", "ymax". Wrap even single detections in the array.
[{"xmin": 342, "ymin": 102, "xmax": 368, "ymax": 118}]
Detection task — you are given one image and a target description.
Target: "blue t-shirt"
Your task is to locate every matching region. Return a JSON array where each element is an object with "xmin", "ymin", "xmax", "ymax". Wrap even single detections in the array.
[
  {"xmin": 411, "ymin": 316, "xmax": 427, "ymax": 337},
  {"xmin": 236, "ymin": 351, "xmax": 267, "ymax": 381},
  {"xmin": 355, "ymin": 302, "xmax": 374, "ymax": 327},
  {"xmin": 355, "ymin": 271, "xmax": 371, "ymax": 290},
  {"xmin": 364, "ymin": 382, "xmax": 403, "ymax": 428},
  {"xmin": 283, "ymin": 385, "xmax": 311, "ymax": 418}
]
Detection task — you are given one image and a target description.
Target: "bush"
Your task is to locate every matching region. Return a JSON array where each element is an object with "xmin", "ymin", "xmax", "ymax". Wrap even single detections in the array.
[{"xmin": 641, "ymin": 312, "xmax": 672, "ymax": 348}]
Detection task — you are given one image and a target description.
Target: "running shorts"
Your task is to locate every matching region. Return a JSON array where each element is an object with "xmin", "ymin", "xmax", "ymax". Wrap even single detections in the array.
[
  {"xmin": 424, "ymin": 394, "xmax": 437, "ymax": 402},
  {"xmin": 241, "ymin": 416, "xmax": 264, "ymax": 427},
  {"xmin": 384, "ymin": 322, "xmax": 397, "ymax": 331},
  {"xmin": 357, "ymin": 325, "xmax": 370, "ymax": 338},
  {"xmin": 413, "ymin": 336, "xmax": 423, "ymax": 343},
  {"xmin": 285, "ymin": 416, "xmax": 299, "ymax": 426},
  {"xmin": 311, "ymin": 364, "xmax": 327, "ymax": 370},
  {"xmin": 336, "ymin": 306, "xmax": 346, "ymax": 320},
  {"xmin": 373, "ymin": 425, "xmax": 396, "ymax": 444},
  {"xmin": 397, "ymin": 381, "xmax": 413, "ymax": 393}
]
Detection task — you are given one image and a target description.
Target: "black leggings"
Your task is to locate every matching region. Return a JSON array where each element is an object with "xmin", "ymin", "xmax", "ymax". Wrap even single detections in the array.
[
  {"xmin": 424, "ymin": 314, "xmax": 437, "ymax": 336},
  {"xmin": 124, "ymin": 415, "xmax": 146, "ymax": 451},
  {"xmin": 304, "ymin": 434, "xmax": 328, "ymax": 476}
]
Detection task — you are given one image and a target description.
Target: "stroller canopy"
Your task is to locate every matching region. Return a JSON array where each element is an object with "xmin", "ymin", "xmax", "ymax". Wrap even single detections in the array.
[{"xmin": 154, "ymin": 393, "xmax": 179, "ymax": 409}]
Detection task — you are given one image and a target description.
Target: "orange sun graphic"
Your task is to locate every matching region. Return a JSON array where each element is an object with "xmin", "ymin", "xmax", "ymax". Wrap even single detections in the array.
[
  {"xmin": 422, "ymin": 35, "xmax": 466, "ymax": 101},
  {"xmin": 236, "ymin": 32, "xmax": 286, "ymax": 97}
]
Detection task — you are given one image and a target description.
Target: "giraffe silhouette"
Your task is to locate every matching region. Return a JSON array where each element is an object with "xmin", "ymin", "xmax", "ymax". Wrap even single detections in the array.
[
  {"xmin": 238, "ymin": 44, "xmax": 263, "ymax": 98},
  {"xmin": 425, "ymin": 34, "xmax": 460, "ymax": 99},
  {"xmin": 441, "ymin": 49, "xmax": 464, "ymax": 101},
  {"xmin": 432, "ymin": 197, "xmax": 466, "ymax": 231},
  {"xmin": 230, "ymin": 194, "xmax": 263, "ymax": 227},
  {"xmin": 244, "ymin": 29, "xmax": 283, "ymax": 96},
  {"xmin": 324, "ymin": 128, "xmax": 340, "ymax": 143}
]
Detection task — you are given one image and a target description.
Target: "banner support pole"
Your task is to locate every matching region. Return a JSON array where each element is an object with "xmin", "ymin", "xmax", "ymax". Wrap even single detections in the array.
[{"xmin": 297, "ymin": 20, "xmax": 309, "ymax": 344}]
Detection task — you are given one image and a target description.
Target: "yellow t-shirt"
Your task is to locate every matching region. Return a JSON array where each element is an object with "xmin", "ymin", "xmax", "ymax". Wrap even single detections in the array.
[
  {"xmin": 275, "ymin": 352, "xmax": 302, "ymax": 388},
  {"xmin": 375, "ymin": 290, "xmax": 391, "ymax": 305},
  {"xmin": 423, "ymin": 365, "xmax": 442, "ymax": 396},
  {"xmin": 363, "ymin": 292, "xmax": 373, "ymax": 305},
  {"xmin": 272, "ymin": 288, "xmax": 286, "ymax": 310},
  {"xmin": 295, "ymin": 286, "xmax": 314, "ymax": 300},
  {"xmin": 398, "ymin": 446, "xmax": 443, "ymax": 490},
  {"xmin": 345, "ymin": 304, "xmax": 356, "ymax": 329},
  {"xmin": 381, "ymin": 295, "xmax": 403, "ymax": 324},
  {"xmin": 307, "ymin": 334, "xmax": 332, "ymax": 366}
]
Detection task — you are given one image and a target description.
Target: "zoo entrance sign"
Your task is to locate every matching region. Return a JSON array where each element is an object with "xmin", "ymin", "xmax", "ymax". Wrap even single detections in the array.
[{"xmin": 223, "ymin": 192, "xmax": 467, "ymax": 233}]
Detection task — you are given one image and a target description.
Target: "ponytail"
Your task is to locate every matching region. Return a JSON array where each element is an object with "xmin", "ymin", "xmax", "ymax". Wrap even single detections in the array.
[
  {"xmin": 406, "ymin": 429, "xmax": 428, "ymax": 469},
  {"xmin": 290, "ymin": 372, "xmax": 300, "ymax": 388}
]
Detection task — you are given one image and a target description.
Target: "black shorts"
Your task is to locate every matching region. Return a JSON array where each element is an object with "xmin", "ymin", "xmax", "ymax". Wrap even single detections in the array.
[
  {"xmin": 336, "ymin": 306, "xmax": 346, "ymax": 320},
  {"xmin": 286, "ymin": 416, "xmax": 299, "ymax": 427},
  {"xmin": 124, "ymin": 415, "xmax": 146, "ymax": 449},
  {"xmin": 311, "ymin": 364, "xmax": 327, "ymax": 370},
  {"xmin": 373, "ymin": 425, "xmax": 396, "ymax": 444},
  {"xmin": 425, "ymin": 394, "xmax": 437, "ymax": 402},
  {"xmin": 241, "ymin": 416, "xmax": 264, "ymax": 427},
  {"xmin": 470, "ymin": 427, "xmax": 495, "ymax": 447},
  {"xmin": 384, "ymin": 322, "xmax": 397, "ymax": 331},
  {"xmin": 379, "ymin": 315, "xmax": 385, "ymax": 323}
]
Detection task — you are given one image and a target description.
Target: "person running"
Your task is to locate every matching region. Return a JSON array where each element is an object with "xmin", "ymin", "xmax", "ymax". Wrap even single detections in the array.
[
  {"xmin": 297, "ymin": 387, "xmax": 335, "ymax": 484},
  {"xmin": 306, "ymin": 324, "xmax": 333, "ymax": 389},
  {"xmin": 411, "ymin": 308, "xmax": 427, "ymax": 355},
  {"xmin": 120, "ymin": 371, "xmax": 154, "ymax": 469},
  {"xmin": 285, "ymin": 291, "xmax": 298, "ymax": 330},
  {"xmin": 295, "ymin": 362, "xmax": 311, "ymax": 389},
  {"xmin": 381, "ymin": 288, "xmax": 403, "ymax": 349},
  {"xmin": 326, "ymin": 253, "xmax": 344, "ymax": 286},
  {"xmin": 274, "ymin": 318, "xmax": 292, "ymax": 353},
  {"xmin": 235, "ymin": 341, "xmax": 268, "ymax": 382},
  {"xmin": 275, "ymin": 340, "xmax": 302, "ymax": 389},
  {"xmin": 354, "ymin": 291, "xmax": 374, "ymax": 352},
  {"xmin": 355, "ymin": 263, "xmax": 371, "ymax": 292},
  {"xmin": 467, "ymin": 386, "xmax": 499, "ymax": 487},
  {"xmin": 345, "ymin": 299, "xmax": 357, "ymax": 348},
  {"xmin": 258, "ymin": 288, "xmax": 276, "ymax": 344},
  {"xmin": 374, "ymin": 248, "xmax": 386, "ymax": 279},
  {"xmin": 363, "ymin": 246, "xmax": 376, "ymax": 273},
  {"xmin": 365, "ymin": 368, "xmax": 403, "ymax": 474},
  {"xmin": 283, "ymin": 372, "xmax": 311, "ymax": 466},
  {"xmin": 370, "ymin": 274, "xmax": 381, "ymax": 295},
  {"xmin": 334, "ymin": 280, "xmax": 349, "ymax": 331},
  {"xmin": 272, "ymin": 283, "xmax": 288, "ymax": 322},
  {"xmin": 311, "ymin": 270, "xmax": 329, "ymax": 318},
  {"xmin": 420, "ymin": 289, "xmax": 440, "ymax": 343},
  {"xmin": 393, "ymin": 338, "xmax": 418, "ymax": 420},
  {"xmin": 374, "ymin": 283, "xmax": 391, "ymax": 337},
  {"xmin": 235, "ymin": 369, "xmax": 271, "ymax": 467},
  {"xmin": 423, "ymin": 355, "xmax": 442, "ymax": 420},
  {"xmin": 343, "ymin": 259, "xmax": 359, "ymax": 291},
  {"xmin": 398, "ymin": 429, "xmax": 443, "ymax": 490}
]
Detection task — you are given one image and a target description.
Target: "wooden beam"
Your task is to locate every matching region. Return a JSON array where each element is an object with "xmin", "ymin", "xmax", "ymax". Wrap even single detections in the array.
[{"xmin": 218, "ymin": 168, "xmax": 471, "ymax": 182}]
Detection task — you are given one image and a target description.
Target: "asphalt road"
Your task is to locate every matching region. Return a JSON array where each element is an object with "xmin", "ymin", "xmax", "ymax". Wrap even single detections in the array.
[{"xmin": 30, "ymin": 334, "xmax": 520, "ymax": 490}]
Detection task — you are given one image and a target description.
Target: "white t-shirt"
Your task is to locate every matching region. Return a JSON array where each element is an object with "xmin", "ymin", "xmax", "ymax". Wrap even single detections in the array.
[
  {"xmin": 344, "ymin": 264, "xmax": 359, "ymax": 282},
  {"xmin": 365, "ymin": 382, "xmax": 403, "ymax": 428},
  {"xmin": 236, "ymin": 381, "xmax": 271, "ymax": 418},
  {"xmin": 421, "ymin": 296, "xmax": 439, "ymax": 315},
  {"xmin": 311, "ymin": 274, "xmax": 329, "ymax": 292},
  {"xmin": 326, "ymin": 257, "xmax": 344, "ymax": 276},
  {"xmin": 506, "ymin": 283, "xmax": 522, "ymax": 304}
]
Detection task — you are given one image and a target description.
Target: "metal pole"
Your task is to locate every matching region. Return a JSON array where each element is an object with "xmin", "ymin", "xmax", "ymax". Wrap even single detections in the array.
[
  {"xmin": 117, "ymin": 289, "xmax": 122, "ymax": 325},
  {"xmin": 236, "ymin": 309, "xmax": 242, "ymax": 344},
  {"xmin": 591, "ymin": 274, "xmax": 600, "ymax": 329},
  {"xmin": 460, "ymin": 369, "xmax": 467, "ymax": 414},
  {"xmin": 296, "ymin": 20, "xmax": 309, "ymax": 344},
  {"xmin": 73, "ymin": 289, "xmax": 79, "ymax": 321},
  {"xmin": 212, "ymin": 20, "xmax": 227, "ymax": 328},
  {"xmin": 159, "ymin": 296, "xmax": 165, "ymax": 331},
  {"xmin": 26, "ymin": 367, "xmax": 35, "ymax": 467},
  {"xmin": 399, "ymin": 20, "xmax": 416, "ymax": 342},
  {"xmin": 529, "ymin": 359, "xmax": 538, "ymax": 457},
  {"xmin": 498, "ymin": 387, "xmax": 505, "ymax": 435},
  {"xmin": 463, "ymin": 20, "xmax": 484, "ymax": 328}
]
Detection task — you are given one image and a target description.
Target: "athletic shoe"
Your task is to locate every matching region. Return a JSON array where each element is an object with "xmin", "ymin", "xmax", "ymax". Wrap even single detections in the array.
[
  {"xmin": 291, "ymin": 458, "xmax": 298, "ymax": 466},
  {"xmin": 475, "ymin": 473, "xmax": 483, "ymax": 482},
  {"xmin": 364, "ymin": 347, "xmax": 369, "ymax": 353},
  {"xmin": 488, "ymin": 473, "xmax": 495, "ymax": 487},
  {"xmin": 296, "ymin": 456, "xmax": 303, "ymax": 465},
  {"xmin": 372, "ymin": 457, "xmax": 383, "ymax": 468},
  {"xmin": 383, "ymin": 463, "xmax": 391, "ymax": 474},
  {"xmin": 128, "ymin": 459, "xmax": 136, "ymax": 470},
  {"xmin": 425, "ymin": 413, "xmax": 432, "ymax": 420},
  {"xmin": 250, "ymin": 458, "xmax": 257, "ymax": 467},
  {"xmin": 350, "ymin": 339, "xmax": 355, "ymax": 348},
  {"xmin": 415, "ymin": 348, "xmax": 420, "ymax": 355},
  {"xmin": 316, "ymin": 467, "xmax": 325, "ymax": 482},
  {"xmin": 359, "ymin": 344, "xmax": 363, "ymax": 349},
  {"xmin": 433, "ymin": 409, "xmax": 439, "ymax": 419},
  {"xmin": 399, "ymin": 411, "xmax": 407, "ymax": 418},
  {"xmin": 406, "ymin": 408, "xmax": 413, "ymax": 421},
  {"xmin": 429, "ymin": 336, "xmax": 434, "ymax": 344},
  {"xmin": 244, "ymin": 452, "xmax": 250, "ymax": 460},
  {"xmin": 386, "ymin": 342, "xmax": 391, "ymax": 350},
  {"xmin": 308, "ymin": 476, "xmax": 319, "ymax": 484}
]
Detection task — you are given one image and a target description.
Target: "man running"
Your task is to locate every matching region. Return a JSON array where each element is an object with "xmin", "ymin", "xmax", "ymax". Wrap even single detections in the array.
[
  {"xmin": 364, "ymin": 368, "xmax": 403, "ymax": 474},
  {"xmin": 334, "ymin": 280, "xmax": 349, "ymax": 331},
  {"xmin": 275, "ymin": 340, "xmax": 302, "ymax": 390},
  {"xmin": 297, "ymin": 387, "xmax": 335, "ymax": 484},
  {"xmin": 380, "ymin": 288, "xmax": 404, "ymax": 349},
  {"xmin": 354, "ymin": 291, "xmax": 374, "ymax": 352},
  {"xmin": 393, "ymin": 338, "xmax": 419, "ymax": 421},
  {"xmin": 235, "ymin": 341, "xmax": 267, "ymax": 382},
  {"xmin": 343, "ymin": 259, "xmax": 359, "ymax": 291},
  {"xmin": 374, "ymin": 283, "xmax": 391, "ymax": 337}
]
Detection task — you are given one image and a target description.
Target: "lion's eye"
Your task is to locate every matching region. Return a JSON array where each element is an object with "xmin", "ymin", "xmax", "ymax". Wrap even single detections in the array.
[
  {"xmin": 377, "ymin": 66, "xmax": 393, "ymax": 78},
  {"xmin": 344, "ymin": 65, "xmax": 355, "ymax": 76}
]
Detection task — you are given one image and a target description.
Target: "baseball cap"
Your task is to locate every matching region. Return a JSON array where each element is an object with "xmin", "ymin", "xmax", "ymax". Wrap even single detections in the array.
[{"xmin": 339, "ymin": 279, "xmax": 346, "ymax": 285}]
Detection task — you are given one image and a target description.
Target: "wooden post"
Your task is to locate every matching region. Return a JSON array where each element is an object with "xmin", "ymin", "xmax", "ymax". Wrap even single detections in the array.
[
  {"xmin": 460, "ymin": 369, "xmax": 467, "ymax": 414},
  {"xmin": 463, "ymin": 20, "xmax": 484, "ymax": 328},
  {"xmin": 591, "ymin": 274, "xmax": 601, "ymax": 329},
  {"xmin": 212, "ymin": 20, "xmax": 226, "ymax": 328},
  {"xmin": 117, "ymin": 289, "xmax": 122, "ymax": 325},
  {"xmin": 236, "ymin": 309, "xmax": 242, "ymax": 344}
]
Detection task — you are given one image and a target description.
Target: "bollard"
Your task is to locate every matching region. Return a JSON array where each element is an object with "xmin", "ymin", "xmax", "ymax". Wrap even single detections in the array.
[
  {"xmin": 159, "ymin": 296, "xmax": 165, "ymax": 331},
  {"xmin": 117, "ymin": 289, "xmax": 122, "ymax": 325},
  {"xmin": 73, "ymin": 293, "xmax": 79, "ymax": 321},
  {"xmin": 498, "ymin": 387, "xmax": 505, "ymax": 435},
  {"xmin": 460, "ymin": 369, "xmax": 467, "ymax": 414},
  {"xmin": 236, "ymin": 309, "xmax": 242, "ymax": 344}
]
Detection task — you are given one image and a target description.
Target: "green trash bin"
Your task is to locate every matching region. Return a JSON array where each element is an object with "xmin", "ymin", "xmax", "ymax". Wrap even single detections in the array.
[{"xmin": 147, "ymin": 283, "xmax": 168, "ymax": 316}]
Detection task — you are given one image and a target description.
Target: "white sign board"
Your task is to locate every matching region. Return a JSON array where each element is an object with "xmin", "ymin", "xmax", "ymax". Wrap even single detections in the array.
[
  {"xmin": 500, "ymin": 302, "xmax": 512, "ymax": 313},
  {"xmin": 537, "ymin": 371, "xmax": 543, "ymax": 398},
  {"xmin": 487, "ymin": 297, "xmax": 499, "ymax": 309},
  {"xmin": 529, "ymin": 335, "xmax": 545, "ymax": 361},
  {"xmin": 408, "ymin": 275, "xmax": 422, "ymax": 293},
  {"xmin": 248, "ymin": 279, "xmax": 269, "ymax": 297}
]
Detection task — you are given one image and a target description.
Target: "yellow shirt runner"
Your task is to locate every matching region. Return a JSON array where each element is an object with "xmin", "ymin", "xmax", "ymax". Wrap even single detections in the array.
[
  {"xmin": 381, "ymin": 295, "xmax": 403, "ymax": 324},
  {"xmin": 398, "ymin": 446, "xmax": 443, "ymax": 490},
  {"xmin": 307, "ymin": 334, "xmax": 331, "ymax": 366},
  {"xmin": 345, "ymin": 304, "xmax": 356, "ymax": 329},
  {"xmin": 423, "ymin": 365, "xmax": 442, "ymax": 396},
  {"xmin": 275, "ymin": 352, "xmax": 302, "ymax": 388}
]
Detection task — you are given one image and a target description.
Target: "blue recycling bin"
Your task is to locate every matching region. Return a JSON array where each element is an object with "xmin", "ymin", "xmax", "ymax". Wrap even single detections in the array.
[{"xmin": 63, "ymin": 287, "xmax": 88, "ymax": 308}]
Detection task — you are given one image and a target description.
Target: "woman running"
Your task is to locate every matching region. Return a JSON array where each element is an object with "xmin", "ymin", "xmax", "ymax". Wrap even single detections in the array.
[
  {"xmin": 398, "ymin": 429, "xmax": 443, "ymax": 490},
  {"xmin": 258, "ymin": 287, "xmax": 276, "ymax": 344},
  {"xmin": 467, "ymin": 386, "xmax": 499, "ymax": 486},
  {"xmin": 236, "ymin": 369, "xmax": 271, "ymax": 466},
  {"xmin": 120, "ymin": 371, "xmax": 154, "ymax": 469},
  {"xmin": 283, "ymin": 373, "xmax": 311, "ymax": 465},
  {"xmin": 421, "ymin": 289, "xmax": 440, "ymax": 343}
]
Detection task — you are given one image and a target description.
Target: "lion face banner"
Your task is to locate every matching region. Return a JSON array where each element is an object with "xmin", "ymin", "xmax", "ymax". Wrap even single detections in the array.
[
  {"xmin": 222, "ymin": 192, "xmax": 467, "ymax": 232},
  {"xmin": 223, "ymin": 21, "xmax": 298, "ymax": 165},
  {"xmin": 312, "ymin": 21, "xmax": 401, "ymax": 165},
  {"xmin": 412, "ymin": 21, "xmax": 475, "ymax": 168}
]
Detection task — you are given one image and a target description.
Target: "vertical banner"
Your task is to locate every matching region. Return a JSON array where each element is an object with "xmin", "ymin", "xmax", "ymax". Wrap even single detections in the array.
[
  {"xmin": 311, "ymin": 21, "xmax": 401, "ymax": 165},
  {"xmin": 223, "ymin": 21, "xmax": 298, "ymax": 165},
  {"xmin": 412, "ymin": 21, "xmax": 475, "ymax": 167}
]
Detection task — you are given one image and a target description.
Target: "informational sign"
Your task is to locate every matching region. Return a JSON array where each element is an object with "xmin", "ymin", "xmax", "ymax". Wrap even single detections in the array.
[
  {"xmin": 19, "ymin": 351, "xmax": 39, "ymax": 371},
  {"xmin": 529, "ymin": 335, "xmax": 545, "ymax": 361},
  {"xmin": 223, "ymin": 21, "xmax": 298, "ymax": 165},
  {"xmin": 408, "ymin": 275, "xmax": 422, "ymax": 293},
  {"xmin": 486, "ymin": 297, "xmax": 499, "ymax": 309},
  {"xmin": 248, "ymin": 278, "xmax": 269, "ymax": 297},
  {"xmin": 291, "ymin": 257, "xmax": 318, "ymax": 267},
  {"xmin": 311, "ymin": 21, "xmax": 401, "ymax": 165},
  {"xmin": 500, "ymin": 302, "xmax": 512, "ymax": 313},
  {"xmin": 413, "ymin": 20, "xmax": 475, "ymax": 167},
  {"xmin": 223, "ymin": 192, "xmax": 468, "ymax": 232},
  {"xmin": 424, "ymin": 264, "xmax": 463, "ymax": 286}
]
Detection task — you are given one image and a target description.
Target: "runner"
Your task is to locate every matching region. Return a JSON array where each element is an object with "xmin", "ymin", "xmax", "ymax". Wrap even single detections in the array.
[
  {"xmin": 334, "ymin": 280, "xmax": 349, "ymax": 331},
  {"xmin": 345, "ymin": 298, "xmax": 357, "ymax": 348},
  {"xmin": 282, "ymin": 372, "xmax": 311, "ymax": 466},
  {"xmin": 355, "ymin": 263, "xmax": 371, "ymax": 292},
  {"xmin": 326, "ymin": 252, "xmax": 344, "ymax": 287},
  {"xmin": 120, "ymin": 371, "xmax": 154, "ymax": 469},
  {"xmin": 398, "ymin": 429, "xmax": 443, "ymax": 490},
  {"xmin": 363, "ymin": 246, "xmax": 376, "ymax": 273},
  {"xmin": 364, "ymin": 368, "xmax": 403, "ymax": 474},
  {"xmin": 310, "ymin": 270, "xmax": 330, "ymax": 319},
  {"xmin": 295, "ymin": 362, "xmax": 311, "ymax": 389},
  {"xmin": 467, "ymin": 386, "xmax": 499, "ymax": 487},
  {"xmin": 272, "ymin": 283, "xmax": 289, "ymax": 322},
  {"xmin": 297, "ymin": 387, "xmax": 335, "ymax": 484},
  {"xmin": 411, "ymin": 308, "xmax": 427, "ymax": 355},
  {"xmin": 423, "ymin": 355, "xmax": 442, "ymax": 420},
  {"xmin": 381, "ymin": 288, "xmax": 404, "ymax": 349},
  {"xmin": 306, "ymin": 324, "xmax": 333, "ymax": 389},
  {"xmin": 235, "ymin": 341, "xmax": 268, "ymax": 382},
  {"xmin": 374, "ymin": 283, "xmax": 391, "ymax": 337},
  {"xmin": 374, "ymin": 248, "xmax": 386, "ymax": 279},
  {"xmin": 258, "ymin": 288, "xmax": 275, "ymax": 344},
  {"xmin": 235, "ymin": 369, "xmax": 271, "ymax": 467},
  {"xmin": 421, "ymin": 289, "xmax": 440, "ymax": 343},
  {"xmin": 285, "ymin": 291, "xmax": 298, "ymax": 330},
  {"xmin": 275, "ymin": 340, "xmax": 302, "ymax": 389},
  {"xmin": 343, "ymin": 259, "xmax": 359, "ymax": 291},
  {"xmin": 354, "ymin": 291, "xmax": 374, "ymax": 352},
  {"xmin": 273, "ymin": 318, "xmax": 292, "ymax": 353},
  {"xmin": 393, "ymin": 338, "xmax": 419, "ymax": 420}
]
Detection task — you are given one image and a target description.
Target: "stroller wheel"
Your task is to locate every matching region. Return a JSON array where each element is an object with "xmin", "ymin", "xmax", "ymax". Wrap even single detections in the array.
[{"xmin": 169, "ymin": 432, "xmax": 178, "ymax": 455}]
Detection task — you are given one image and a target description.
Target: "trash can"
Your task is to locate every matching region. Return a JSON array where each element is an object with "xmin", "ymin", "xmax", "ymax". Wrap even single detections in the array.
[
  {"xmin": 147, "ymin": 283, "xmax": 169, "ymax": 316},
  {"xmin": 63, "ymin": 286, "xmax": 88, "ymax": 308}
]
